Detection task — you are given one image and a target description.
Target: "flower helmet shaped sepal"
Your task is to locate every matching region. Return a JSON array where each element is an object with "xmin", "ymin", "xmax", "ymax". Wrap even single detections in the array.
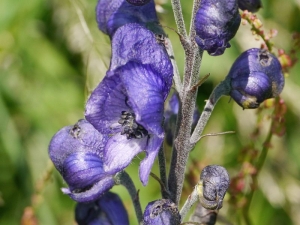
[
  {"xmin": 48, "ymin": 120, "xmax": 116, "ymax": 202},
  {"xmin": 85, "ymin": 62, "xmax": 169, "ymax": 186},
  {"xmin": 96, "ymin": 0, "xmax": 160, "ymax": 37},
  {"xmin": 194, "ymin": 0, "xmax": 241, "ymax": 56}
]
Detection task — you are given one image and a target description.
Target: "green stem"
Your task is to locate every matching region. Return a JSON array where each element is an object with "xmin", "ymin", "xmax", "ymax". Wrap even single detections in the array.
[
  {"xmin": 190, "ymin": 80, "xmax": 231, "ymax": 145},
  {"xmin": 180, "ymin": 186, "xmax": 199, "ymax": 221},
  {"xmin": 158, "ymin": 146, "xmax": 169, "ymax": 198},
  {"xmin": 115, "ymin": 172, "xmax": 143, "ymax": 224}
]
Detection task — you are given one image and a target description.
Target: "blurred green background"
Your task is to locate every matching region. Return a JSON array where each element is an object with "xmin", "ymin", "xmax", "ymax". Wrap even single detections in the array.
[{"xmin": 0, "ymin": 0, "xmax": 300, "ymax": 224}]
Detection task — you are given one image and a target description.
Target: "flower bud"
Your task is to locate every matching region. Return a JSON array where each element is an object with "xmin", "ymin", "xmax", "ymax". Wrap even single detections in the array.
[
  {"xmin": 197, "ymin": 165, "xmax": 230, "ymax": 210},
  {"xmin": 75, "ymin": 192, "xmax": 129, "ymax": 225},
  {"xmin": 194, "ymin": 0, "xmax": 241, "ymax": 56},
  {"xmin": 238, "ymin": 0, "xmax": 262, "ymax": 12},
  {"xmin": 143, "ymin": 199, "xmax": 181, "ymax": 225},
  {"xmin": 226, "ymin": 48, "xmax": 285, "ymax": 109},
  {"xmin": 96, "ymin": 0, "xmax": 160, "ymax": 37}
]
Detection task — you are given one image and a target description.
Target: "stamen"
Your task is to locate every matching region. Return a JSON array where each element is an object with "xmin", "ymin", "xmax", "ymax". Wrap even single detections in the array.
[{"xmin": 118, "ymin": 111, "xmax": 148, "ymax": 139}]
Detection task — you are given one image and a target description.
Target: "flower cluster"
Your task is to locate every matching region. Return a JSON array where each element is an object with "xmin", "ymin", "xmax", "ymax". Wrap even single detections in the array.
[
  {"xmin": 49, "ymin": 0, "xmax": 172, "ymax": 210},
  {"xmin": 48, "ymin": 0, "xmax": 286, "ymax": 224}
]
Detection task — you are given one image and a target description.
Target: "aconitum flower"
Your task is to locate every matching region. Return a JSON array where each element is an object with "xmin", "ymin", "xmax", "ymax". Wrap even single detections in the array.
[
  {"xmin": 143, "ymin": 199, "xmax": 181, "ymax": 225},
  {"xmin": 85, "ymin": 61, "xmax": 171, "ymax": 186},
  {"xmin": 164, "ymin": 92, "xmax": 200, "ymax": 145},
  {"xmin": 96, "ymin": 0, "xmax": 160, "ymax": 37},
  {"xmin": 75, "ymin": 192, "xmax": 129, "ymax": 225},
  {"xmin": 109, "ymin": 23, "xmax": 173, "ymax": 96},
  {"xmin": 226, "ymin": 48, "xmax": 285, "ymax": 109},
  {"xmin": 197, "ymin": 165, "xmax": 230, "ymax": 210},
  {"xmin": 195, "ymin": 0, "xmax": 241, "ymax": 56},
  {"xmin": 126, "ymin": 0, "xmax": 151, "ymax": 6},
  {"xmin": 238, "ymin": 0, "xmax": 262, "ymax": 12},
  {"xmin": 48, "ymin": 120, "xmax": 116, "ymax": 202}
]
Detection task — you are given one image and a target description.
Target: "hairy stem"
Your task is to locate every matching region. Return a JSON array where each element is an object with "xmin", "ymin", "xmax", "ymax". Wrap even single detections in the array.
[
  {"xmin": 190, "ymin": 80, "xmax": 231, "ymax": 145},
  {"xmin": 168, "ymin": 39, "xmax": 202, "ymax": 205},
  {"xmin": 164, "ymin": 37, "xmax": 182, "ymax": 94},
  {"xmin": 171, "ymin": 0, "xmax": 187, "ymax": 38},
  {"xmin": 180, "ymin": 186, "xmax": 199, "ymax": 221}
]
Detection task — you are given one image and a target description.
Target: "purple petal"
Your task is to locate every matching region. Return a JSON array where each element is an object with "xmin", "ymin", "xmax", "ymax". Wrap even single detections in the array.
[
  {"xmin": 119, "ymin": 62, "xmax": 165, "ymax": 135},
  {"xmin": 62, "ymin": 175, "xmax": 115, "ymax": 203},
  {"xmin": 139, "ymin": 135, "xmax": 163, "ymax": 185},
  {"xmin": 75, "ymin": 192, "xmax": 129, "ymax": 225},
  {"xmin": 110, "ymin": 23, "xmax": 173, "ymax": 91},
  {"xmin": 85, "ymin": 74, "xmax": 130, "ymax": 134},
  {"xmin": 231, "ymin": 72, "xmax": 272, "ymax": 102},
  {"xmin": 104, "ymin": 133, "xmax": 148, "ymax": 174},
  {"xmin": 62, "ymin": 152, "xmax": 107, "ymax": 191},
  {"xmin": 168, "ymin": 92, "xmax": 180, "ymax": 114},
  {"xmin": 49, "ymin": 119, "xmax": 108, "ymax": 173},
  {"xmin": 97, "ymin": 192, "xmax": 129, "ymax": 224},
  {"xmin": 96, "ymin": 0, "xmax": 159, "ymax": 37}
]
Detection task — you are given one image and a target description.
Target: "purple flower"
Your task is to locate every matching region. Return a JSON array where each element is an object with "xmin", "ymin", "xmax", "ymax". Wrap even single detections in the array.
[
  {"xmin": 85, "ymin": 62, "xmax": 170, "ymax": 186},
  {"xmin": 109, "ymin": 23, "xmax": 173, "ymax": 96},
  {"xmin": 126, "ymin": 0, "xmax": 151, "ymax": 6},
  {"xmin": 75, "ymin": 192, "xmax": 129, "ymax": 225},
  {"xmin": 238, "ymin": 0, "xmax": 262, "ymax": 12},
  {"xmin": 164, "ymin": 92, "xmax": 200, "ymax": 145},
  {"xmin": 194, "ymin": 0, "xmax": 241, "ymax": 56},
  {"xmin": 226, "ymin": 48, "xmax": 285, "ymax": 109},
  {"xmin": 143, "ymin": 199, "xmax": 181, "ymax": 225},
  {"xmin": 48, "ymin": 120, "xmax": 116, "ymax": 202},
  {"xmin": 96, "ymin": 0, "xmax": 160, "ymax": 37},
  {"xmin": 198, "ymin": 165, "xmax": 230, "ymax": 210}
]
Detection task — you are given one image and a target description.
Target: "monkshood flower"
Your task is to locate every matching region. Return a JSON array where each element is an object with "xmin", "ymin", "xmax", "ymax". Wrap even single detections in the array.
[
  {"xmin": 126, "ymin": 0, "xmax": 150, "ymax": 6},
  {"xmin": 197, "ymin": 165, "xmax": 230, "ymax": 210},
  {"xmin": 195, "ymin": 0, "xmax": 241, "ymax": 56},
  {"xmin": 48, "ymin": 119, "xmax": 117, "ymax": 203},
  {"xmin": 143, "ymin": 199, "xmax": 181, "ymax": 225},
  {"xmin": 109, "ymin": 23, "xmax": 173, "ymax": 97},
  {"xmin": 238, "ymin": 0, "xmax": 262, "ymax": 12},
  {"xmin": 75, "ymin": 192, "xmax": 129, "ymax": 225},
  {"xmin": 85, "ymin": 61, "xmax": 170, "ymax": 186},
  {"xmin": 225, "ymin": 48, "xmax": 285, "ymax": 109},
  {"xmin": 96, "ymin": 0, "xmax": 161, "ymax": 37},
  {"xmin": 164, "ymin": 92, "xmax": 200, "ymax": 145}
]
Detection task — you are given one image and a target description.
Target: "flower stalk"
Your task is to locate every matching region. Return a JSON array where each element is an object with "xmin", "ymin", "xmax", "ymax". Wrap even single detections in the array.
[{"xmin": 115, "ymin": 171, "xmax": 143, "ymax": 224}]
